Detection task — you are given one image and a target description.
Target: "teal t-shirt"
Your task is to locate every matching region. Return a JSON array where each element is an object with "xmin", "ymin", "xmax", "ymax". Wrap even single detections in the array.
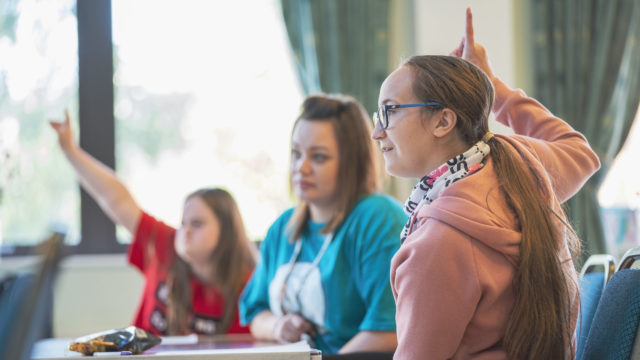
[{"xmin": 239, "ymin": 194, "xmax": 407, "ymax": 354}]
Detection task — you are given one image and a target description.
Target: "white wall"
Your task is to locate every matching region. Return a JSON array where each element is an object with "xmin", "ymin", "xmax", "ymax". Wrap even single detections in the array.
[
  {"xmin": 52, "ymin": 255, "xmax": 143, "ymax": 338},
  {"xmin": 0, "ymin": 254, "xmax": 143, "ymax": 338},
  {"xmin": 414, "ymin": 1, "xmax": 515, "ymax": 84}
]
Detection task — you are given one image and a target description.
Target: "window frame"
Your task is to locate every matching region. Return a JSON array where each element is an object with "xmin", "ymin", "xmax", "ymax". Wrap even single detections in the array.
[{"xmin": 2, "ymin": 0, "xmax": 126, "ymax": 256}]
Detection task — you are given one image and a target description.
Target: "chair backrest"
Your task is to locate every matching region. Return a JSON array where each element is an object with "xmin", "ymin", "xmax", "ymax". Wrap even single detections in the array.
[
  {"xmin": 0, "ymin": 232, "xmax": 64, "ymax": 360},
  {"xmin": 619, "ymin": 247, "xmax": 640, "ymax": 360},
  {"xmin": 618, "ymin": 246, "xmax": 640, "ymax": 271},
  {"xmin": 578, "ymin": 268, "xmax": 640, "ymax": 360},
  {"xmin": 575, "ymin": 254, "xmax": 616, "ymax": 359}
]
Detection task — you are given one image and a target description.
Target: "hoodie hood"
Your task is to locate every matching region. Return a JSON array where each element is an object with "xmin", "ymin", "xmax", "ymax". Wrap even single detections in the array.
[{"xmin": 414, "ymin": 156, "xmax": 521, "ymax": 260}]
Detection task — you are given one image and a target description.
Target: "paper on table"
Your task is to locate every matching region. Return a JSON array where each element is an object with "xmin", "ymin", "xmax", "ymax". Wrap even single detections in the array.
[
  {"xmin": 159, "ymin": 334, "xmax": 199, "ymax": 345},
  {"xmin": 153, "ymin": 341, "xmax": 310, "ymax": 355}
]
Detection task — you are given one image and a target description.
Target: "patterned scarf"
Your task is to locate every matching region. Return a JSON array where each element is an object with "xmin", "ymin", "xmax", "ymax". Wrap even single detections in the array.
[{"xmin": 400, "ymin": 139, "xmax": 490, "ymax": 243}]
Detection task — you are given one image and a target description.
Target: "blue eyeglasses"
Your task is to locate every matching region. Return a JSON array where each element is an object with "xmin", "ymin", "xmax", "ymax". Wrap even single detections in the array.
[{"xmin": 373, "ymin": 102, "xmax": 443, "ymax": 129}]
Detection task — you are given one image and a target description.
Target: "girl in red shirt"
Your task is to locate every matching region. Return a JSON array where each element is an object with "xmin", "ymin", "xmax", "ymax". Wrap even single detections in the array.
[{"xmin": 51, "ymin": 112, "xmax": 256, "ymax": 335}]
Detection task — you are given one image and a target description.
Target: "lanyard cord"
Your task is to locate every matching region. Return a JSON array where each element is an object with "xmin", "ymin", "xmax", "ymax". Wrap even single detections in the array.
[{"xmin": 280, "ymin": 232, "xmax": 333, "ymax": 316}]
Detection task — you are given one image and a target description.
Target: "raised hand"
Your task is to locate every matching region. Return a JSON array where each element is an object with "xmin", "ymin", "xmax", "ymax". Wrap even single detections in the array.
[
  {"xmin": 48, "ymin": 108, "xmax": 142, "ymax": 233},
  {"xmin": 49, "ymin": 109, "xmax": 76, "ymax": 153},
  {"xmin": 450, "ymin": 8, "xmax": 495, "ymax": 79}
]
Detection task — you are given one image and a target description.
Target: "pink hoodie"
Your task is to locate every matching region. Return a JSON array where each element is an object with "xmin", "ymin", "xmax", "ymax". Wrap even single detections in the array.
[{"xmin": 390, "ymin": 78, "xmax": 600, "ymax": 359}]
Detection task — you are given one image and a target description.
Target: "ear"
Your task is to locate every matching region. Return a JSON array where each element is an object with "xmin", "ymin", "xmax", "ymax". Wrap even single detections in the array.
[{"xmin": 431, "ymin": 109, "xmax": 458, "ymax": 138}]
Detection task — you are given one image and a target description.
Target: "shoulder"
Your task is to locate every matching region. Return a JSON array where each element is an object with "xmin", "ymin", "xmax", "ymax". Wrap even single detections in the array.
[
  {"xmin": 269, "ymin": 207, "xmax": 295, "ymax": 230},
  {"xmin": 348, "ymin": 194, "xmax": 405, "ymax": 220},
  {"xmin": 339, "ymin": 195, "xmax": 405, "ymax": 251},
  {"xmin": 341, "ymin": 194, "xmax": 406, "ymax": 235},
  {"xmin": 396, "ymin": 217, "xmax": 478, "ymax": 272},
  {"xmin": 261, "ymin": 207, "xmax": 295, "ymax": 246},
  {"xmin": 423, "ymin": 158, "xmax": 512, "ymax": 224},
  {"xmin": 129, "ymin": 211, "xmax": 177, "ymax": 269},
  {"xmin": 133, "ymin": 211, "xmax": 177, "ymax": 245}
]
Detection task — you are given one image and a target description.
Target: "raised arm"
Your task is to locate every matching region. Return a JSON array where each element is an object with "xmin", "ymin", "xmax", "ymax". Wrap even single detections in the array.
[
  {"xmin": 451, "ymin": 8, "xmax": 600, "ymax": 202},
  {"xmin": 50, "ymin": 110, "xmax": 142, "ymax": 233}
]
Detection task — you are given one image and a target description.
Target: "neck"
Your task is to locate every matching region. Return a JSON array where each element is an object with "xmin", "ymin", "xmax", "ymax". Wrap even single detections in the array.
[
  {"xmin": 422, "ymin": 137, "xmax": 470, "ymax": 177},
  {"xmin": 308, "ymin": 202, "xmax": 335, "ymax": 223},
  {"xmin": 189, "ymin": 260, "xmax": 216, "ymax": 284}
]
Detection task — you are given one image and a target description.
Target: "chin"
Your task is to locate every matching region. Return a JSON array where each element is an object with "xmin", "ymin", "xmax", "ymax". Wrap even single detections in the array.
[
  {"xmin": 384, "ymin": 162, "xmax": 403, "ymax": 178},
  {"xmin": 385, "ymin": 163, "xmax": 417, "ymax": 179},
  {"xmin": 175, "ymin": 249, "xmax": 190, "ymax": 264},
  {"xmin": 295, "ymin": 189, "xmax": 314, "ymax": 202}
]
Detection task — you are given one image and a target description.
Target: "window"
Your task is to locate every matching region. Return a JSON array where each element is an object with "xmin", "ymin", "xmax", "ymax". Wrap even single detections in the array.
[
  {"xmin": 598, "ymin": 106, "xmax": 640, "ymax": 259},
  {"xmin": 0, "ymin": 0, "xmax": 79, "ymax": 251},
  {"xmin": 111, "ymin": 0, "xmax": 302, "ymax": 242},
  {"xmin": 1, "ymin": 0, "xmax": 302, "ymax": 254}
]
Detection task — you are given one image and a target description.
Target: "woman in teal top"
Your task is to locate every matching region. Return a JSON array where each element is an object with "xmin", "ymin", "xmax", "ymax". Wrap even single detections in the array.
[{"xmin": 239, "ymin": 94, "xmax": 406, "ymax": 354}]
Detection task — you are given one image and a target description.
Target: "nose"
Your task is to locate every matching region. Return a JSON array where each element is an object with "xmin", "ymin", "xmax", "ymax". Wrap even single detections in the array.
[
  {"xmin": 371, "ymin": 122, "xmax": 386, "ymax": 140},
  {"xmin": 300, "ymin": 156, "xmax": 312, "ymax": 174},
  {"xmin": 293, "ymin": 155, "xmax": 312, "ymax": 175}
]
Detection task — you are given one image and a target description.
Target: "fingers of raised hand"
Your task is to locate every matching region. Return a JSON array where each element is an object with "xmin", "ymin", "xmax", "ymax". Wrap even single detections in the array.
[
  {"xmin": 464, "ymin": 7, "xmax": 474, "ymax": 46},
  {"xmin": 450, "ymin": 37, "xmax": 464, "ymax": 57}
]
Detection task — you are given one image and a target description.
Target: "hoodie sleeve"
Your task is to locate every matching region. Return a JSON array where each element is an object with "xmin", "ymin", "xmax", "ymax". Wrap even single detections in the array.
[
  {"xmin": 491, "ymin": 78, "xmax": 600, "ymax": 203},
  {"xmin": 391, "ymin": 218, "xmax": 482, "ymax": 359}
]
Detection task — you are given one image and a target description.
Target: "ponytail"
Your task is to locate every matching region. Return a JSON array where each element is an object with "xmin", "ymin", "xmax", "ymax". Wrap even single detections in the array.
[{"xmin": 490, "ymin": 138, "xmax": 577, "ymax": 360}]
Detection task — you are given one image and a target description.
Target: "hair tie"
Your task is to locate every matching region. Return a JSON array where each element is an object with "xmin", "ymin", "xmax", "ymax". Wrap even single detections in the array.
[{"xmin": 481, "ymin": 131, "xmax": 494, "ymax": 143}]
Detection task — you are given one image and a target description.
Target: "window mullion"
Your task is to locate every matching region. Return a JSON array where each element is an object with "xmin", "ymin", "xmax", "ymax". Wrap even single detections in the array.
[{"xmin": 77, "ymin": 0, "xmax": 119, "ymax": 253}]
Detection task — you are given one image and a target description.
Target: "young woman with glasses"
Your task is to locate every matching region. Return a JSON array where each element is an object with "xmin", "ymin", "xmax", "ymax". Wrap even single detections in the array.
[
  {"xmin": 372, "ymin": 9, "xmax": 600, "ymax": 360},
  {"xmin": 239, "ymin": 94, "xmax": 406, "ymax": 355},
  {"xmin": 50, "ymin": 113, "xmax": 256, "ymax": 336}
]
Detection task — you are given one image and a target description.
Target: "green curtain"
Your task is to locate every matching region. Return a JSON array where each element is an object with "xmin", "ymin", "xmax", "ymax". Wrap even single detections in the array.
[
  {"xmin": 280, "ymin": 0, "xmax": 390, "ymax": 114},
  {"xmin": 529, "ymin": 0, "xmax": 640, "ymax": 263}
]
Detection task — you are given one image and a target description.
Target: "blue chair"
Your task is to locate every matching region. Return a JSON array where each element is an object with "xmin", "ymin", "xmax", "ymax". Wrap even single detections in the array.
[
  {"xmin": 578, "ymin": 248, "xmax": 640, "ymax": 360},
  {"xmin": 0, "ymin": 233, "xmax": 64, "ymax": 360},
  {"xmin": 575, "ymin": 254, "xmax": 616, "ymax": 359},
  {"xmin": 618, "ymin": 246, "xmax": 640, "ymax": 271}
]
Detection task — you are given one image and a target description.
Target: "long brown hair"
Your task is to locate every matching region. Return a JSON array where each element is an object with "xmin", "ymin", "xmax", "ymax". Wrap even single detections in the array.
[
  {"xmin": 166, "ymin": 188, "xmax": 256, "ymax": 334},
  {"xmin": 287, "ymin": 94, "xmax": 380, "ymax": 241},
  {"xmin": 404, "ymin": 55, "xmax": 579, "ymax": 359}
]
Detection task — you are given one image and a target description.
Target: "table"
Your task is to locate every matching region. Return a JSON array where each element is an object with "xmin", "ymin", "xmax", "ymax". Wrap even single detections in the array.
[{"xmin": 31, "ymin": 334, "xmax": 321, "ymax": 360}]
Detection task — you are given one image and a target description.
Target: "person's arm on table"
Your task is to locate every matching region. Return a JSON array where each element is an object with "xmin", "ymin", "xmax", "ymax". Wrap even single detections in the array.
[
  {"xmin": 341, "ymin": 198, "xmax": 403, "ymax": 354},
  {"xmin": 338, "ymin": 331, "xmax": 397, "ymax": 353},
  {"xmin": 250, "ymin": 310, "xmax": 315, "ymax": 343}
]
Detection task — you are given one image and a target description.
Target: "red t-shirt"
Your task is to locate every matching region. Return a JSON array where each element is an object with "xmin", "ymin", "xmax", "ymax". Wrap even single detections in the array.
[{"xmin": 127, "ymin": 211, "xmax": 250, "ymax": 335}]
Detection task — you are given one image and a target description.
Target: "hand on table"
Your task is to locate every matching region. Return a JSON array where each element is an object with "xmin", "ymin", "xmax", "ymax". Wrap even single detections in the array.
[{"xmin": 273, "ymin": 313, "xmax": 316, "ymax": 343}]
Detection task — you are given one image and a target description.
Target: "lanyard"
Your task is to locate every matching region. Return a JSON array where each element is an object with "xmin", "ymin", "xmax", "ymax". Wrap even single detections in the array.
[{"xmin": 280, "ymin": 232, "xmax": 333, "ymax": 316}]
